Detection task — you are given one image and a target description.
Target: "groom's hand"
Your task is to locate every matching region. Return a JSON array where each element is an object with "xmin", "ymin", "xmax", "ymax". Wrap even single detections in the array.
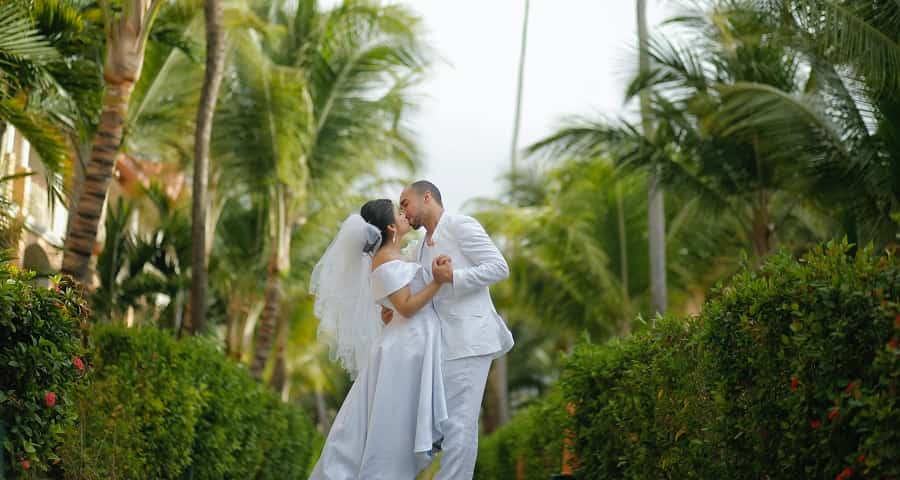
[
  {"xmin": 380, "ymin": 306, "xmax": 393, "ymax": 325},
  {"xmin": 433, "ymin": 256, "xmax": 454, "ymax": 284}
]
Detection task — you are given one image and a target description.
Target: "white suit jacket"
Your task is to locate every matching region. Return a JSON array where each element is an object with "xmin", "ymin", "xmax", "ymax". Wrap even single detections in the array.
[{"xmin": 416, "ymin": 213, "xmax": 515, "ymax": 361}]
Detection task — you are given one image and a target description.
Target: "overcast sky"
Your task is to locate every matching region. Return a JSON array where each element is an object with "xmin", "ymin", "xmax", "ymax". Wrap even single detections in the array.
[{"xmin": 398, "ymin": 1, "xmax": 673, "ymax": 213}]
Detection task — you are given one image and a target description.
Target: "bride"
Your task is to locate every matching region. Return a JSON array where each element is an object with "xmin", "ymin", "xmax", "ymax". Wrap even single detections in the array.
[{"xmin": 308, "ymin": 199, "xmax": 451, "ymax": 479}]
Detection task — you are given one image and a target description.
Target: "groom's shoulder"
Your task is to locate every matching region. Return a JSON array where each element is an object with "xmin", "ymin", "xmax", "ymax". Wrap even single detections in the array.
[
  {"xmin": 444, "ymin": 213, "xmax": 487, "ymax": 235},
  {"xmin": 444, "ymin": 212, "xmax": 473, "ymax": 228}
]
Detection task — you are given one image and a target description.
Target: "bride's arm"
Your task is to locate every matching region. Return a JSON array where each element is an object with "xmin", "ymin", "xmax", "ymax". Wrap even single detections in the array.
[{"xmin": 387, "ymin": 258, "xmax": 451, "ymax": 318}]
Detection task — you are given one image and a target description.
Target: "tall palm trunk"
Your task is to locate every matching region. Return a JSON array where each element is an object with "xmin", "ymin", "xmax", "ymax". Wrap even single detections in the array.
[
  {"xmin": 251, "ymin": 251, "xmax": 284, "ymax": 380},
  {"xmin": 483, "ymin": 0, "xmax": 530, "ymax": 433},
  {"xmin": 751, "ymin": 191, "xmax": 772, "ymax": 261},
  {"xmin": 637, "ymin": 0, "xmax": 668, "ymax": 315},
  {"xmin": 189, "ymin": 0, "xmax": 226, "ymax": 334},
  {"xmin": 483, "ymin": 356, "xmax": 511, "ymax": 434},
  {"xmin": 62, "ymin": 1, "xmax": 157, "ymax": 285},
  {"xmin": 616, "ymin": 184, "xmax": 632, "ymax": 335},
  {"xmin": 251, "ymin": 192, "xmax": 292, "ymax": 380}
]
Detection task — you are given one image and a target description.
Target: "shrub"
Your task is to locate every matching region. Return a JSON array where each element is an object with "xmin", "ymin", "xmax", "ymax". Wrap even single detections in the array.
[
  {"xmin": 60, "ymin": 326, "xmax": 318, "ymax": 479},
  {"xmin": 0, "ymin": 267, "xmax": 89, "ymax": 478},
  {"xmin": 480, "ymin": 242, "xmax": 898, "ymax": 480},
  {"xmin": 559, "ymin": 316, "xmax": 722, "ymax": 480},
  {"xmin": 475, "ymin": 389, "xmax": 569, "ymax": 480},
  {"xmin": 59, "ymin": 326, "xmax": 203, "ymax": 479},
  {"xmin": 702, "ymin": 242, "xmax": 899, "ymax": 479}
]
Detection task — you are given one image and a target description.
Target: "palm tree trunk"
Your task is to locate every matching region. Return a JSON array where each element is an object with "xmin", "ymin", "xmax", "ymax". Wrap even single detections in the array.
[
  {"xmin": 251, "ymin": 252, "xmax": 283, "ymax": 380},
  {"xmin": 189, "ymin": 0, "xmax": 226, "ymax": 334},
  {"xmin": 751, "ymin": 191, "xmax": 772, "ymax": 261},
  {"xmin": 508, "ymin": 0, "xmax": 530, "ymax": 186},
  {"xmin": 616, "ymin": 183, "xmax": 632, "ymax": 335},
  {"xmin": 315, "ymin": 387, "xmax": 331, "ymax": 433},
  {"xmin": 482, "ymin": 356, "xmax": 510, "ymax": 434},
  {"xmin": 637, "ymin": 0, "xmax": 668, "ymax": 315},
  {"xmin": 62, "ymin": 4, "xmax": 154, "ymax": 285},
  {"xmin": 483, "ymin": 0, "xmax": 529, "ymax": 434}
]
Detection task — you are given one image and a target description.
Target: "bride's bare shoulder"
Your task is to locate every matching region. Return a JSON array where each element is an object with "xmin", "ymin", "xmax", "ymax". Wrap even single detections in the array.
[{"xmin": 371, "ymin": 250, "xmax": 402, "ymax": 271}]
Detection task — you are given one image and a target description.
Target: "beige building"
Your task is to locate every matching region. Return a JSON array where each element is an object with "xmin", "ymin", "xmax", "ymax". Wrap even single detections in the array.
[{"xmin": 0, "ymin": 124, "xmax": 69, "ymax": 281}]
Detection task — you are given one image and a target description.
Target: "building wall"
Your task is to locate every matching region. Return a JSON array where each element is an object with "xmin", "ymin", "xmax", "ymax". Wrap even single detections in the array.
[{"xmin": 0, "ymin": 124, "xmax": 68, "ymax": 273}]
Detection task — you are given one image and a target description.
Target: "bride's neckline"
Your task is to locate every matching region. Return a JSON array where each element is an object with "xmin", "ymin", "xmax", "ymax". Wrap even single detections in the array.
[{"xmin": 371, "ymin": 258, "xmax": 405, "ymax": 273}]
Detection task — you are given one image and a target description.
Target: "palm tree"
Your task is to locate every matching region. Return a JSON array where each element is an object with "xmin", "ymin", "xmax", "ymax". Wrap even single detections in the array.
[
  {"xmin": 531, "ymin": 1, "xmax": 836, "ymax": 263},
  {"xmin": 734, "ymin": 0, "xmax": 900, "ymax": 242},
  {"xmin": 91, "ymin": 183, "xmax": 191, "ymax": 327},
  {"xmin": 62, "ymin": 0, "xmax": 201, "ymax": 285},
  {"xmin": 188, "ymin": 0, "xmax": 226, "ymax": 334},
  {"xmin": 210, "ymin": 0, "xmax": 428, "ymax": 380},
  {"xmin": 637, "ymin": 0, "xmax": 668, "ymax": 316}
]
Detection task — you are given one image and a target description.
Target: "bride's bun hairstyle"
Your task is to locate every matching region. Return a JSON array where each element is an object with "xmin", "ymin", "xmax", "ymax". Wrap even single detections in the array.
[{"xmin": 360, "ymin": 199, "xmax": 394, "ymax": 253}]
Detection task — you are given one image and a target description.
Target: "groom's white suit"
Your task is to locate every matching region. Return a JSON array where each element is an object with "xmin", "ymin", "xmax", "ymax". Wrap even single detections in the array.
[{"xmin": 416, "ymin": 212, "xmax": 514, "ymax": 479}]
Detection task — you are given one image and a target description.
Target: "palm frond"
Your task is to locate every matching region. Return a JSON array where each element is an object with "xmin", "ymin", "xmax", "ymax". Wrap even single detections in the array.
[{"xmin": 777, "ymin": 0, "xmax": 900, "ymax": 96}]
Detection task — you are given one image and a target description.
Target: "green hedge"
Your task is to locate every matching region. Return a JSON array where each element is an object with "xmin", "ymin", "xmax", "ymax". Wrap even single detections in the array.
[
  {"xmin": 59, "ymin": 326, "xmax": 318, "ymax": 479},
  {"xmin": 0, "ymin": 267, "xmax": 89, "ymax": 478},
  {"xmin": 474, "ymin": 389, "xmax": 568, "ymax": 480},
  {"xmin": 560, "ymin": 316, "xmax": 723, "ymax": 479},
  {"xmin": 477, "ymin": 242, "xmax": 899, "ymax": 479},
  {"xmin": 703, "ymin": 242, "xmax": 899, "ymax": 478}
]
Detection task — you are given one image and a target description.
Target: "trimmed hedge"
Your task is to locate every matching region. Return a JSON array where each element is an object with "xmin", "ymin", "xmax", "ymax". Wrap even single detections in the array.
[
  {"xmin": 0, "ymin": 268, "xmax": 89, "ymax": 477},
  {"xmin": 561, "ymin": 316, "xmax": 723, "ymax": 479},
  {"xmin": 474, "ymin": 389, "xmax": 568, "ymax": 480},
  {"xmin": 59, "ymin": 327, "xmax": 318, "ymax": 479},
  {"xmin": 477, "ymin": 242, "xmax": 899, "ymax": 479},
  {"xmin": 703, "ymin": 242, "xmax": 899, "ymax": 478}
]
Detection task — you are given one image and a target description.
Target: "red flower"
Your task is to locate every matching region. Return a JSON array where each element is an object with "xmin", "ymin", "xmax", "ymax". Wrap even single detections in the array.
[
  {"xmin": 810, "ymin": 419, "xmax": 822, "ymax": 429},
  {"xmin": 857, "ymin": 453, "xmax": 866, "ymax": 464},
  {"xmin": 895, "ymin": 314, "xmax": 900, "ymax": 329},
  {"xmin": 843, "ymin": 381, "xmax": 858, "ymax": 395},
  {"xmin": 790, "ymin": 377, "xmax": 800, "ymax": 391},
  {"xmin": 828, "ymin": 408, "xmax": 840, "ymax": 421},
  {"xmin": 835, "ymin": 466, "xmax": 853, "ymax": 480},
  {"xmin": 73, "ymin": 357, "xmax": 85, "ymax": 371},
  {"xmin": 21, "ymin": 459, "xmax": 30, "ymax": 470},
  {"xmin": 44, "ymin": 391, "xmax": 57, "ymax": 408},
  {"xmin": 889, "ymin": 339, "xmax": 899, "ymax": 350}
]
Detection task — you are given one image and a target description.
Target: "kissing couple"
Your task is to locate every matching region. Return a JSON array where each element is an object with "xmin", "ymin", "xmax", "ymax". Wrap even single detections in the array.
[{"xmin": 308, "ymin": 180, "xmax": 514, "ymax": 480}]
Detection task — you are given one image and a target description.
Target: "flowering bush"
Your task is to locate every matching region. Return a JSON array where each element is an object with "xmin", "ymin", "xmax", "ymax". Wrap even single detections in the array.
[
  {"xmin": 478, "ymin": 242, "xmax": 899, "ymax": 479},
  {"xmin": 0, "ymin": 267, "xmax": 89, "ymax": 478},
  {"xmin": 703, "ymin": 242, "xmax": 899, "ymax": 478}
]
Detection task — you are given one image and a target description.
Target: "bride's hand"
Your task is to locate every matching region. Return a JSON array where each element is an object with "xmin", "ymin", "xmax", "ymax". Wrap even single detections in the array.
[
  {"xmin": 380, "ymin": 306, "xmax": 394, "ymax": 325},
  {"xmin": 432, "ymin": 256, "xmax": 453, "ymax": 284}
]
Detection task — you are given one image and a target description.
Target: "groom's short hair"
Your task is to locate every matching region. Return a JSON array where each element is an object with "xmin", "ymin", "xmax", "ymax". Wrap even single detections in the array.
[{"xmin": 410, "ymin": 180, "xmax": 443, "ymax": 207}]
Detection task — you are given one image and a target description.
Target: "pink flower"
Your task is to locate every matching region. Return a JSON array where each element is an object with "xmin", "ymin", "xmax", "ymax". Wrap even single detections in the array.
[
  {"xmin": 810, "ymin": 419, "xmax": 822, "ymax": 429},
  {"xmin": 44, "ymin": 391, "xmax": 57, "ymax": 408},
  {"xmin": 73, "ymin": 357, "xmax": 85, "ymax": 371},
  {"xmin": 21, "ymin": 459, "xmax": 30, "ymax": 470},
  {"xmin": 828, "ymin": 408, "xmax": 840, "ymax": 421},
  {"xmin": 790, "ymin": 377, "xmax": 800, "ymax": 391}
]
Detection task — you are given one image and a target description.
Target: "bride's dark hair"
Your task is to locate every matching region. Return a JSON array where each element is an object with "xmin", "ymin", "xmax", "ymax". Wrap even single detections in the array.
[{"xmin": 360, "ymin": 199, "xmax": 395, "ymax": 253}]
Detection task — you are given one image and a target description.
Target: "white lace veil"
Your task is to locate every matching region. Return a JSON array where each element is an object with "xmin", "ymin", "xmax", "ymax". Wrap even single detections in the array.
[{"xmin": 310, "ymin": 214, "xmax": 384, "ymax": 379}]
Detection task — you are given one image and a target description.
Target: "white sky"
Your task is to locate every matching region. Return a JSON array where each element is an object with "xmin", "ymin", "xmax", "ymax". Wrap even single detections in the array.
[{"xmin": 401, "ymin": 1, "xmax": 673, "ymax": 213}]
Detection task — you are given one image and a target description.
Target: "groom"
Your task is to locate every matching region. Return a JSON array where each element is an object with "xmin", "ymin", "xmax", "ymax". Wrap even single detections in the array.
[{"xmin": 399, "ymin": 180, "xmax": 514, "ymax": 479}]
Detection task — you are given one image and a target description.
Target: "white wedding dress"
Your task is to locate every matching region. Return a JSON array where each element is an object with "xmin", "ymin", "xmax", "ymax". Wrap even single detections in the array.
[{"xmin": 309, "ymin": 259, "xmax": 448, "ymax": 480}]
